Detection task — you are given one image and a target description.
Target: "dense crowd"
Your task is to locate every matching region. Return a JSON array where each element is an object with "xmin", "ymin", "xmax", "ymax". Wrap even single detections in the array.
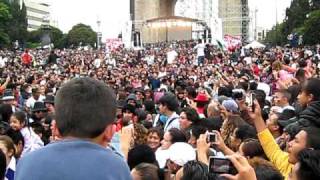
[{"xmin": 0, "ymin": 40, "xmax": 319, "ymax": 180}]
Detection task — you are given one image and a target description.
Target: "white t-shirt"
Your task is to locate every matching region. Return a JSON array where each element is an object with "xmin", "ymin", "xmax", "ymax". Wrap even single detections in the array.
[
  {"xmin": 194, "ymin": 43, "xmax": 205, "ymax": 57},
  {"xmin": 106, "ymin": 58, "xmax": 116, "ymax": 67},
  {"xmin": 158, "ymin": 71, "xmax": 167, "ymax": 78},
  {"xmin": 164, "ymin": 112, "xmax": 180, "ymax": 132},
  {"xmin": 26, "ymin": 95, "xmax": 45, "ymax": 109},
  {"xmin": 93, "ymin": 58, "xmax": 101, "ymax": 68},
  {"xmin": 244, "ymin": 56, "xmax": 252, "ymax": 65},
  {"xmin": 146, "ymin": 55, "xmax": 155, "ymax": 65},
  {"xmin": 0, "ymin": 56, "xmax": 5, "ymax": 68},
  {"xmin": 20, "ymin": 127, "xmax": 44, "ymax": 157},
  {"xmin": 167, "ymin": 50, "xmax": 178, "ymax": 64}
]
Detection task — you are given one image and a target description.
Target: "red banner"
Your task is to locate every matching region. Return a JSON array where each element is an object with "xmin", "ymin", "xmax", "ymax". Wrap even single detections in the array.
[{"xmin": 224, "ymin": 35, "xmax": 242, "ymax": 51}]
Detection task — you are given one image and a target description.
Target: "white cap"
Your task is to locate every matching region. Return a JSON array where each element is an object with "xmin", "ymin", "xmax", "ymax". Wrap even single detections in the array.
[{"xmin": 168, "ymin": 142, "xmax": 196, "ymax": 166}]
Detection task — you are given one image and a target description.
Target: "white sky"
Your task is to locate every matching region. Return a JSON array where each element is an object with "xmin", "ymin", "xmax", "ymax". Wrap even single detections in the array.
[{"xmin": 44, "ymin": 0, "xmax": 292, "ymax": 39}]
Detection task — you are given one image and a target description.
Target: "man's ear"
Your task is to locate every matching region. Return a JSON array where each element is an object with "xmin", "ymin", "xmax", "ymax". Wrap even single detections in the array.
[
  {"xmin": 133, "ymin": 116, "xmax": 138, "ymax": 123},
  {"xmin": 103, "ymin": 124, "xmax": 115, "ymax": 143},
  {"xmin": 308, "ymin": 94, "xmax": 314, "ymax": 104},
  {"xmin": 8, "ymin": 149, "xmax": 14, "ymax": 158},
  {"xmin": 51, "ymin": 120, "xmax": 62, "ymax": 138}
]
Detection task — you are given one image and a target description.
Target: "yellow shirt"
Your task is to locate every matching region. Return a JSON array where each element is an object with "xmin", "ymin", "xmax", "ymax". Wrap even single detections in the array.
[{"xmin": 258, "ymin": 129, "xmax": 293, "ymax": 180}]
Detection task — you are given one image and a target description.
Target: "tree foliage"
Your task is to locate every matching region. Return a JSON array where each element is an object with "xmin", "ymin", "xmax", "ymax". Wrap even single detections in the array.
[
  {"xmin": 27, "ymin": 26, "xmax": 65, "ymax": 48},
  {"xmin": 310, "ymin": 0, "xmax": 320, "ymax": 9},
  {"xmin": 0, "ymin": 0, "xmax": 27, "ymax": 47},
  {"xmin": 265, "ymin": 0, "xmax": 320, "ymax": 45},
  {"xmin": 67, "ymin": 23, "xmax": 97, "ymax": 47},
  {"xmin": 0, "ymin": 2, "xmax": 10, "ymax": 46},
  {"xmin": 0, "ymin": 2, "xmax": 10, "ymax": 22},
  {"xmin": 0, "ymin": 1, "xmax": 97, "ymax": 49},
  {"xmin": 264, "ymin": 23, "xmax": 286, "ymax": 46},
  {"xmin": 301, "ymin": 10, "xmax": 320, "ymax": 45},
  {"xmin": 6, "ymin": 0, "xmax": 28, "ymax": 46},
  {"xmin": 283, "ymin": 0, "xmax": 310, "ymax": 36}
]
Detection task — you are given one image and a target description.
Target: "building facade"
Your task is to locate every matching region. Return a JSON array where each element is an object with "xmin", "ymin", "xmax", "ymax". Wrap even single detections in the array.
[
  {"xmin": 218, "ymin": 0, "xmax": 249, "ymax": 42},
  {"xmin": 24, "ymin": 0, "xmax": 50, "ymax": 31},
  {"xmin": 256, "ymin": 26, "xmax": 267, "ymax": 42},
  {"xmin": 175, "ymin": 0, "xmax": 222, "ymax": 41},
  {"xmin": 129, "ymin": 0, "xmax": 178, "ymax": 44}
]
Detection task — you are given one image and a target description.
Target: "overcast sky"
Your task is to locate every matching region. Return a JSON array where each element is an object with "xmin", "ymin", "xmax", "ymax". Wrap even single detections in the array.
[{"xmin": 44, "ymin": 0, "xmax": 292, "ymax": 39}]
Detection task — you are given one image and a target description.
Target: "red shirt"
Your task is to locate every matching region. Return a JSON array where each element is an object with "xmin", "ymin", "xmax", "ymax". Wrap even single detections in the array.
[
  {"xmin": 21, "ymin": 53, "xmax": 32, "ymax": 65},
  {"xmin": 252, "ymin": 65, "xmax": 260, "ymax": 76}
]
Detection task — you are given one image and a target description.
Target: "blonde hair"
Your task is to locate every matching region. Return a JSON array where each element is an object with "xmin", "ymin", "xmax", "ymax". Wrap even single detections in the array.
[
  {"xmin": 221, "ymin": 115, "xmax": 246, "ymax": 148},
  {"xmin": 272, "ymin": 60, "xmax": 282, "ymax": 71},
  {"xmin": 0, "ymin": 136, "xmax": 15, "ymax": 156}
]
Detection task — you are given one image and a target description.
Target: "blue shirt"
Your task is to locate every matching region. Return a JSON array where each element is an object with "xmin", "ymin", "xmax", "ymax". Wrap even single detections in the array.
[{"xmin": 16, "ymin": 139, "xmax": 132, "ymax": 180}]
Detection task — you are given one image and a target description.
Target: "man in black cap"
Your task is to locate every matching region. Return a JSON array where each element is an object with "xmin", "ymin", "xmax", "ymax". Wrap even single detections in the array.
[
  {"xmin": 116, "ymin": 104, "xmax": 137, "ymax": 131},
  {"xmin": 30, "ymin": 102, "xmax": 47, "ymax": 123},
  {"xmin": 43, "ymin": 95, "xmax": 55, "ymax": 114},
  {"xmin": 1, "ymin": 89, "xmax": 21, "ymax": 112}
]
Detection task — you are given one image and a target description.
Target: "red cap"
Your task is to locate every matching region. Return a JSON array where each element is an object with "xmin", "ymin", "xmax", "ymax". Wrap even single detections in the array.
[{"xmin": 194, "ymin": 93, "xmax": 209, "ymax": 102}]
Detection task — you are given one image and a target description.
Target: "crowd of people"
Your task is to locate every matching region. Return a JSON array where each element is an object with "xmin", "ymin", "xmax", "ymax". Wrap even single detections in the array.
[{"xmin": 0, "ymin": 40, "xmax": 319, "ymax": 180}]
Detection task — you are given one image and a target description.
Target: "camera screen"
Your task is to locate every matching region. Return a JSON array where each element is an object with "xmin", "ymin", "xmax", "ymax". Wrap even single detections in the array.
[
  {"xmin": 208, "ymin": 134, "xmax": 216, "ymax": 143},
  {"xmin": 209, "ymin": 158, "xmax": 231, "ymax": 174},
  {"xmin": 246, "ymin": 94, "xmax": 253, "ymax": 107}
]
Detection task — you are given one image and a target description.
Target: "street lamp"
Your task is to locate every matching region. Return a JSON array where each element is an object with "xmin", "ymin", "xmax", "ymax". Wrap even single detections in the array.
[
  {"xmin": 96, "ymin": 19, "xmax": 102, "ymax": 49},
  {"xmin": 254, "ymin": 8, "xmax": 258, "ymax": 41}
]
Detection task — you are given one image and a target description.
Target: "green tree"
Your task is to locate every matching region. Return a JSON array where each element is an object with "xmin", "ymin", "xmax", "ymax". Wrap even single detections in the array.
[
  {"xmin": 301, "ymin": 10, "xmax": 320, "ymax": 45},
  {"xmin": 264, "ymin": 23, "xmax": 287, "ymax": 46},
  {"xmin": 0, "ymin": 1, "xmax": 11, "ymax": 46},
  {"xmin": 55, "ymin": 33, "xmax": 67, "ymax": 49},
  {"xmin": 27, "ymin": 30, "xmax": 41, "ymax": 43},
  {"xmin": 265, "ymin": 0, "xmax": 318, "ymax": 46},
  {"xmin": 6, "ymin": 0, "xmax": 28, "ymax": 47},
  {"xmin": 50, "ymin": 26, "xmax": 63, "ymax": 46},
  {"xmin": 67, "ymin": 23, "xmax": 97, "ymax": 47},
  {"xmin": 27, "ymin": 26, "xmax": 65, "ymax": 48},
  {"xmin": 0, "ymin": 2, "xmax": 10, "ymax": 22},
  {"xmin": 284, "ymin": 0, "xmax": 311, "ymax": 36},
  {"xmin": 310, "ymin": 0, "xmax": 320, "ymax": 9}
]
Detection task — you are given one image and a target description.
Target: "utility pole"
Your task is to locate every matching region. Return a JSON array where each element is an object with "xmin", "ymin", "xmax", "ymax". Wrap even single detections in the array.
[
  {"xmin": 275, "ymin": 0, "xmax": 278, "ymax": 45},
  {"xmin": 96, "ymin": 17, "xmax": 101, "ymax": 49},
  {"xmin": 254, "ymin": 7, "xmax": 258, "ymax": 41}
]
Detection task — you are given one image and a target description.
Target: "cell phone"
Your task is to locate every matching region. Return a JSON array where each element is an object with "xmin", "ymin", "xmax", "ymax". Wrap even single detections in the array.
[
  {"xmin": 207, "ymin": 132, "xmax": 217, "ymax": 143},
  {"xmin": 209, "ymin": 157, "xmax": 237, "ymax": 175},
  {"xmin": 246, "ymin": 93, "xmax": 255, "ymax": 111}
]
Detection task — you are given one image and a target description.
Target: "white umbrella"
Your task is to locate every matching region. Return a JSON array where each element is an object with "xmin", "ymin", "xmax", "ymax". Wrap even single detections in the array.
[{"xmin": 245, "ymin": 41, "xmax": 266, "ymax": 49}]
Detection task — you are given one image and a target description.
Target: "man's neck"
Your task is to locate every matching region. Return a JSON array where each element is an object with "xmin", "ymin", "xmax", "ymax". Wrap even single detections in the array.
[
  {"xmin": 280, "ymin": 102, "xmax": 290, "ymax": 108},
  {"xmin": 61, "ymin": 135, "xmax": 107, "ymax": 147},
  {"xmin": 165, "ymin": 111, "xmax": 174, "ymax": 117}
]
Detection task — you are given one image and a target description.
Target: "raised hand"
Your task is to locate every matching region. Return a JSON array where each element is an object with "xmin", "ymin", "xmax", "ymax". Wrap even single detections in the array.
[{"xmin": 221, "ymin": 154, "xmax": 257, "ymax": 180}]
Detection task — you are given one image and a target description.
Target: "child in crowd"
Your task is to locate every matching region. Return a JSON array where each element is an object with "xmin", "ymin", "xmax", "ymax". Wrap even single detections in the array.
[{"xmin": 9, "ymin": 111, "xmax": 43, "ymax": 157}]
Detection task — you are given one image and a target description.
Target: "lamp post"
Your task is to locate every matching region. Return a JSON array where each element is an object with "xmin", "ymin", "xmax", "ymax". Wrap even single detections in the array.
[
  {"xmin": 96, "ymin": 19, "xmax": 101, "ymax": 49},
  {"xmin": 275, "ymin": 0, "xmax": 278, "ymax": 45},
  {"xmin": 254, "ymin": 8, "xmax": 258, "ymax": 41}
]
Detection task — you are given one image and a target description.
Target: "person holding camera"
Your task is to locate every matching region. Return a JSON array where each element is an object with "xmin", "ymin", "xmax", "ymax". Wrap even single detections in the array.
[
  {"xmin": 196, "ymin": 133, "xmax": 257, "ymax": 180},
  {"xmin": 249, "ymin": 100, "xmax": 320, "ymax": 179}
]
